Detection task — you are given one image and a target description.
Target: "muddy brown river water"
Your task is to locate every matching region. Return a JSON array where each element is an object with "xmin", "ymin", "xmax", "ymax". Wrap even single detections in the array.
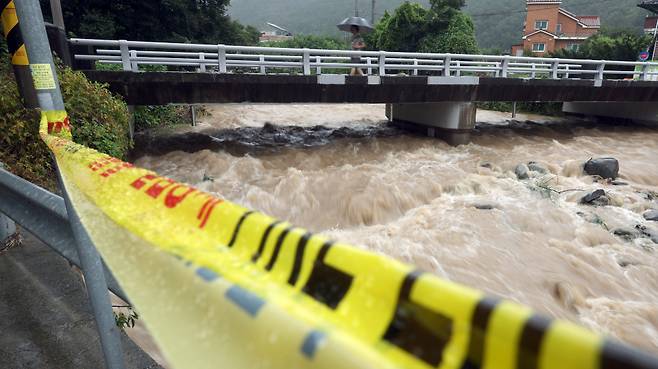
[{"xmin": 135, "ymin": 104, "xmax": 658, "ymax": 353}]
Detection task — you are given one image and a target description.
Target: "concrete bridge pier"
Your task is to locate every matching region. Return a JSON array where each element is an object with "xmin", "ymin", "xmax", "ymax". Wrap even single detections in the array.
[
  {"xmin": 563, "ymin": 102, "xmax": 658, "ymax": 126},
  {"xmin": 386, "ymin": 102, "xmax": 476, "ymax": 145}
]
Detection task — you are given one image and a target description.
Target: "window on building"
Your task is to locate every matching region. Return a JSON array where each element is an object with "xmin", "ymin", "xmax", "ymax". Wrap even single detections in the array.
[
  {"xmin": 568, "ymin": 43, "xmax": 580, "ymax": 51},
  {"xmin": 556, "ymin": 23, "xmax": 562, "ymax": 34},
  {"xmin": 532, "ymin": 43, "xmax": 546, "ymax": 52},
  {"xmin": 535, "ymin": 20, "xmax": 549, "ymax": 30}
]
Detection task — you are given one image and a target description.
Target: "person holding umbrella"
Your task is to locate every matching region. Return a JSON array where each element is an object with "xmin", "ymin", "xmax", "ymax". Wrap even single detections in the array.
[{"xmin": 337, "ymin": 16, "xmax": 373, "ymax": 76}]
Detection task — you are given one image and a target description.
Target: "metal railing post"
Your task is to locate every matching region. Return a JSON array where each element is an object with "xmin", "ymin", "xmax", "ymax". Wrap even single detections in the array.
[
  {"xmin": 129, "ymin": 50, "xmax": 137, "ymax": 72},
  {"xmin": 596, "ymin": 62, "xmax": 605, "ymax": 85},
  {"xmin": 217, "ymin": 44, "xmax": 227, "ymax": 73},
  {"xmin": 259, "ymin": 55, "xmax": 266, "ymax": 74},
  {"xmin": 455, "ymin": 60, "xmax": 461, "ymax": 77},
  {"xmin": 551, "ymin": 60, "xmax": 559, "ymax": 79},
  {"xmin": 14, "ymin": 1, "xmax": 126, "ymax": 368},
  {"xmin": 413, "ymin": 59, "xmax": 418, "ymax": 76},
  {"xmin": 315, "ymin": 56, "xmax": 321, "ymax": 75},
  {"xmin": 379, "ymin": 51, "xmax": 386, "ymax": 76},
  {"xmin": 118, "ymin": 40, "xmax": 131, "ymax": 72},
  {"xmin": 641, "ymin": 62, "xmax": 649, "ymax": 81},
  {"xmin": 199, "ymin": 52, "xmax": 206, "ymax": 73},
  {"xmin": 564, "ymin": 64, "xmax": 570, "ymax": 79},
  {"xmin": 302, "ymin": 48, "xmax": 311, "ymax": 76},
  {"xmin": 501, "ymin": 56, "xmax": 510, "ymax": 78},
  {"xmin": 366, "ymin": 57, "xmax": 372, "ymax": 75},
  {"xmin": 443, "ymin": 55, "xmax": 451, "ymax": 76},
  {"xmin": 531, "ymin": 63, "xmax": 536, "ymax": 79}
]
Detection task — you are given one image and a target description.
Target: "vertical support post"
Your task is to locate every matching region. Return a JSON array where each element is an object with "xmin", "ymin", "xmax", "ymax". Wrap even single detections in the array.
[
  {"xmin": 199, "ymin": 52, "xmax": 206, "ymax": 72},
  {"xmin": 315, "ymin": 56, "xmax": 321, "ymax": 75},
  {"xmin": 641, "ymin": 63, "xmax": 649, "ymax": 81},
  {"xmin": 259, "ymin": 55, "xmax": 266, "ymax": 74},
  {"xmin": 190, "ymin": 105, "xmax": 196, "ymax": 127},
  {"xmin": 14, "ymin": 1, "xmax": 126, "ymax": 369},
  {"xmin": 119, "ymin": 39, "xmax": 131, "ymax": 71},
  {"xmin": 443, "ymin": 55, "xmax": 451, "ymax": 77},
  {"xmin": 379, "ymin": 51, "xmax": 386, "ymax": 76},
  {"xmin": 455, "ymin": 61, "xmax": 461, "ymax": 77},
  {"xmin": 302, "ymin": 48, "xmax": 310, "ymax": 76},
  {"xmin": 596, "ymin": 62, "xmax": 605, "ymax": 85},
  {"xmin": 1, "ymin": 1, "xmax": 38, "ymax": 107},
  {"xmin": 129, "ymin": 50, "xmax": 137, "ymax": 72},
  {"xmin": 49, "ymin": 0, "xmax": 65, "ymax": 29},
  {"xmin": 413, "ymin": 59, "xmax": 418, "ymax": 76},
  {"xmin": 218, "ymin": 44, "xmax": 226, "ymax": 73},
  {"xmin": 531, "ymin": 63, "xmax": 536, "ymax": 79},
  {"xmin": 551, "ymin": 60, "xmax": 559, "ymax": 79},
  {"xmin": 512, "ymin": 101, "xmax": 517, "ymax": 118},
  {"xmin": 564, "ymin": 64, "xmax": 570, "ymax": 79},
  {"xmin": 366, "ymin": 57, "xmax": 372, "ymax": 75},
  {"xmin": 501, "ymin": 56, "xmax": 510, "ymax": 78}
]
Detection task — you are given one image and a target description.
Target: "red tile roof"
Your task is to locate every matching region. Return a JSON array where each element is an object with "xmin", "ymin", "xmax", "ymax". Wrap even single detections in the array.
[
  {"xmin": 577, "ymin": 16, "xmax": 601, "ymax": 27},
  {"xmin": 646, "ymin": 16, "xmax": 658, "ymax": 29}
]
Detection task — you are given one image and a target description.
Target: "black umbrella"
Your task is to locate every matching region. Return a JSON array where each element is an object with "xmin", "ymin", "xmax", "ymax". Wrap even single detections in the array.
[{"xmin": 337, "ymin": 17, "xmax": 374, "ymax": 34}]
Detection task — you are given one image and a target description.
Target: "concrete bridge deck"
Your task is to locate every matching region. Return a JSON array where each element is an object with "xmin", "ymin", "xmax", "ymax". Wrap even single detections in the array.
[{"xmin": 84, "ymin": 71, "xmax": 658, "ymax": 105}]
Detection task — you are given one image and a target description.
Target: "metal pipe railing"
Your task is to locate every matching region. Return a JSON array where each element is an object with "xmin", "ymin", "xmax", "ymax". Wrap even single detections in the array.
[{"xmin": 69, "ymin": 38, "xmax": 658, "ymax": 82}]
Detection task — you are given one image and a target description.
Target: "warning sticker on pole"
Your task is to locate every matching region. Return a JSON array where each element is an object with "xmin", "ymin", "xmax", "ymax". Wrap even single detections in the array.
[
  {"xmin": 30, "ymin": 63, "xmax": 56, "ymax": 89},
  {"xmin": 36, "ymin": 108, "xmax": 658, "ymax": 369}
]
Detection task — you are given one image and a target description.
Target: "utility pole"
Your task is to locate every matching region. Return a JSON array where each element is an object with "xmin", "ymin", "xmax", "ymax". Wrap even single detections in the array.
[
  {"xmin": 354, "ymin": 0, "xmax": 359, "ymax": 17},
  {"xmin": 46, "ymin": 0, "xmax": 72, "ymax": 66},
  {"xmin": 371, "ymin": 0, "xmax": 376, "ymax": 24}
]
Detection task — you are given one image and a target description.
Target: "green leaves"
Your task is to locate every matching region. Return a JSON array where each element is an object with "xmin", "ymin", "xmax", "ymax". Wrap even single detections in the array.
[{"xmin": 367, "ymin": 1, "xmax": 478, "ymax": 54}]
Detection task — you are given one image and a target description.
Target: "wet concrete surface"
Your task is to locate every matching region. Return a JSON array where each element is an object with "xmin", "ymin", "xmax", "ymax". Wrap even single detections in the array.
[{"xmin": 0, "ymin": 229, "xmax": 161, "ymax": 369}]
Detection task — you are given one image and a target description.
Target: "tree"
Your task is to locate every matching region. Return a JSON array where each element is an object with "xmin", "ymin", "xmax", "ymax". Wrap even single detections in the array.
[
  {"xmin": 420, "ymin": 12, "xmax": 478, "ymax": 54},
  {"xmin": 367, "ymin": 0, "xmax": 478, "ymax": 54},
  {"xmin": 551, "ymin": 29, "xmax": 654, "ymax": 61},
  {"xmin": 39, "ymin": 0, "xmax": 259, "ymax": 45}
]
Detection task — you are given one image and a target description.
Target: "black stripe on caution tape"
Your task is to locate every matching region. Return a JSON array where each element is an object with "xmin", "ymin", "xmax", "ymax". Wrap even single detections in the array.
[
  {"xmin": 251, "ymin": 220, "xmax": 282, "ymax": 262},
  {"xmin": 302, "ymin": 242, "xmax": 352, "ymax": 310},
  {"xmin": 264, "ymin": 226, "xmax": 293, "ymax": 271},
  {"xmin": 383, "ymin": 270, "xmax": 453, "ymax": 367},
  {"xmin": 460, "ymin": 297, "xmax": 500, "ymax": 369},
  {"xmin": 517, "ymin": 314, "xmax": 551, "ymax": 369},
  {"xmin": 287, "ymin": 232, "xmax": 311, "ymax": 286},
  {"xmin": 227, "ymin": 210, "xmax": 254, "ymax": 248}
]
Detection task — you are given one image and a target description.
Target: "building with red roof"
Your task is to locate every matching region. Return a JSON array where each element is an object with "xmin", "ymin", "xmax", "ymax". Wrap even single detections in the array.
[{"xmin": 511, "ymin": 0, "xmax": 600, "ymax": 56}]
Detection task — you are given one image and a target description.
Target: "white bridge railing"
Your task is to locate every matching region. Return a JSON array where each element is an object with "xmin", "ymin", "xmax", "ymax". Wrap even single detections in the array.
[{"xmin": 70, "ymin": 38, "xmax": 658, "ymax": 83}]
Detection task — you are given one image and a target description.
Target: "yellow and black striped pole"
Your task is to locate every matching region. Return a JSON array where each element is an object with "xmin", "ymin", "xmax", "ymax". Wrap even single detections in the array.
[{"xmin": 1, "ymin": 0, "xmax": 38, "ymax": 107}]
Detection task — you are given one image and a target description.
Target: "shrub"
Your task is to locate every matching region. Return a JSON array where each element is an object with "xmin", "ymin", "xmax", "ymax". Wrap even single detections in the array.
[{"xmin": 0, "ymin": 57, "xmax": 131, "ymax": 191}]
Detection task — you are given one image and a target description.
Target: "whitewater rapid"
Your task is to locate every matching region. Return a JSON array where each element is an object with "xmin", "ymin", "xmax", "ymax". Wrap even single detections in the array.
[{"xmin": 135, "ymin": 104, "xmax": 658, "ymax": 353}]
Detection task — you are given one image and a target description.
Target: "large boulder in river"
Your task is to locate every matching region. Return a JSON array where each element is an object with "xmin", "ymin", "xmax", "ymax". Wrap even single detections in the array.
[
  {"xmin": 584, "ymin": 158, "xmax": 619, "ymax": 179},
  {"xmin": 515, "ymin": 164, "xmax": 529, "ymax": 180},
  {"xmin": 644, "ymin": 210, "xmax": 658, "ymax": 222},
  {"xmin": 580, "ymin": 189, "xmax": 609, "ymax": 206}
]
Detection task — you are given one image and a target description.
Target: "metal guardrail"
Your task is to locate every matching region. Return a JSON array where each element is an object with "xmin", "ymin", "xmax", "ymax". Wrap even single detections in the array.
[
  {"xmin": 0, "ymin": 166, "xmax": 129, "ymax": 302},
  {"xmin": 70, "ymin": 38, "xmax": 658, "ymax": 82}
]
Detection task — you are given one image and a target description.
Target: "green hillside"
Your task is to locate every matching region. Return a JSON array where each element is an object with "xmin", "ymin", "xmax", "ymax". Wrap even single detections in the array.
[{"xmin": 228, "ymin": 0, "xmax": 653, "ymax": 50}]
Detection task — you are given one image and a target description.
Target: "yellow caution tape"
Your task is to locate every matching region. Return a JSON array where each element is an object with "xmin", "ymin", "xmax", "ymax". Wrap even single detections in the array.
[
  {"xmin": 38, "ymin": 110, "xmax": 656, "ymax": 369},
  {"xmin": 1, "ymin": 1, "xmax": 29, "ymax": 66}
]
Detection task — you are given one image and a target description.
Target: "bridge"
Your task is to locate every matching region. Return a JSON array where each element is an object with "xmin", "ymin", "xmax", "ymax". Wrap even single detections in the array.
[{"xmin": 70, "ymin": 38, "xmax": 658, "ymax": 144}]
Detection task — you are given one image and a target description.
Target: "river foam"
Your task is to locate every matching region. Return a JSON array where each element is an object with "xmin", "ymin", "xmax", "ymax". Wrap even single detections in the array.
[{"xmin": 135, "ymin": 104, "xmax": 658, "ymax": 353}]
